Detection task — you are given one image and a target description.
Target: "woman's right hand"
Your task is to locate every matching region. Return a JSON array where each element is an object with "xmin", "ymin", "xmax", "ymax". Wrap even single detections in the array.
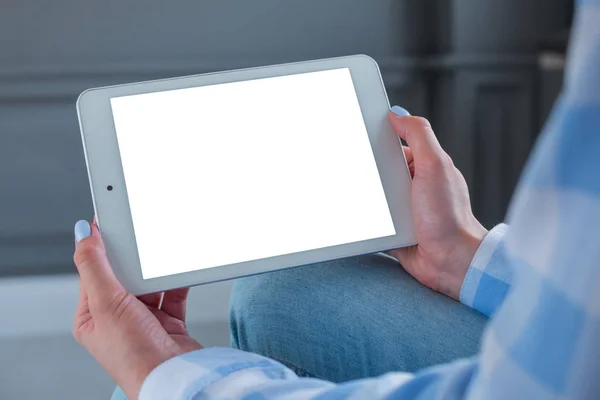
[
  {"xmin": 72, "ymin": 220, "xmax": 202, "ymax": 399},
  {"xmin": 388, "ymin": 107, "xmax": 488, "ymax": 301}
]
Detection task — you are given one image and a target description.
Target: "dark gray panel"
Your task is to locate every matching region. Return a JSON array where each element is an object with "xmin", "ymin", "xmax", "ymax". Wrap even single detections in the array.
[
  {"xmin": 0, "ymin": 99, "xmax": 89, "ymax": 275},
  {"xmin": 0, "ymin": 101, "xmax": 91, "ymax": 235},
  {"xmin": 539, "ymin": 63, "xmax": 565, "ymax": 129},
  {"xmin": 461, "ymin": 71, "xmax": 535, "ymax": 227},
  {"xmin": 0, "ymin": 0, "xmax": 432, "ymax": 66},
  {"xmin": 385, "ymin": 73, "xmax": 429, "ymax": 118},
  {"xmin": 0, "ymin": 234, "xmax": 75, "ymax": 276},
  {"xmin": 430, "ymin": 71, "xmax": 455, "ymax": 149},
  {"xmin": 451, "ymin": 0, "xmax": 571, "ymax": 53}
]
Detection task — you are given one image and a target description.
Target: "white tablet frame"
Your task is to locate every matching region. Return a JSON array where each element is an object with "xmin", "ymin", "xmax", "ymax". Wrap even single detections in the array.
[{"xmin": 77, "ymin": 54, "xmax": 416, "ymax": 295}]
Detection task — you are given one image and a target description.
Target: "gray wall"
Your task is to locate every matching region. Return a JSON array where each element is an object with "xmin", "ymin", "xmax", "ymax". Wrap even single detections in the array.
[
  {"xmin": 1, "ymin": 0, "xmax": 571, "ymax": 276},
  {"xmin": 0, "ymin": 0, "xmax": 435, "ymax": 276},
  {"xmin": 450, "ymin": 0, "xmax": 570, "ymax": 53},
  {"xmin": 0, "ymin": 7, "xmax": 572, "ymax": 268},
  {"xmin": 0, "ymin": 276, "xmax": 232, "ymax": 399}
]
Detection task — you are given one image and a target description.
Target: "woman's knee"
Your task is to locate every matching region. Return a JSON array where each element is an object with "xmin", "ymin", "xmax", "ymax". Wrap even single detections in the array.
[
  {"xmin": 229, "ymin": 253, "xmax": 488, "ymax": 381},
  {"xmin": 230, "ymin": 254, "xmax": 400, "ymax": 349},
  {"xmin": 229, "ymin": 254, "xmax": 404, "ymax": 380}
]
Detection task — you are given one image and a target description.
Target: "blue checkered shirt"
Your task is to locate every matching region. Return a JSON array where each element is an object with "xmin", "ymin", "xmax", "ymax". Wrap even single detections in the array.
[{"xmin": 116, "ymin": 2, "xmax": 600, "ymax": 398}]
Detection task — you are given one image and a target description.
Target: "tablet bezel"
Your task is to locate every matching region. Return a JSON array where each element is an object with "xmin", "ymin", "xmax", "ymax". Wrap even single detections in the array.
[{"xmin": 77, "ymin": 54, "xmax": 416, "ymax": 295}]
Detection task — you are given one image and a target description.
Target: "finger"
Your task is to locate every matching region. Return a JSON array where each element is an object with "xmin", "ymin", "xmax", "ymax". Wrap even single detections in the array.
[
  {"xmin": 149, "ymin": 308, "xmax": 188, "ymax": 336},
  {"xmin": 403, "ymin": 146, "xmax": 415, "ymax": 178},
  {"xmin": 138, "ymin": 292, "xmax": 163, "ymax": 309},
  {"xmin": 402, "ymin": 146, "xmax": 413, "ymax": 164},
  {"xmin": 73, "ymin": 220, "xmax": 124, "ymax": 304},
  {"xmin": 389, "ymin": 246, "xmax": 417, "ymax": 277},
  {"xmin": 73, "ymin": 281, "xmax": 90, "ymax": 328},
  {"xmin": 161, "ymin": 288, "xmax": 190, "ymax": 322},
  {"xmin": 77, "ymin": 280, "xmax": 88, "ymax": 310},
  {"xmin": 389, "ymin": 112, "xmax": 445, "ymax": 165}
]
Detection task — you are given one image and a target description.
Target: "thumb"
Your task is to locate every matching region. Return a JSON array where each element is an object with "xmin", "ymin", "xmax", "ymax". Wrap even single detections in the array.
[
  {"xmin": 73, "ymin": 220, "xmax": 124, "ymax": 306},
  {"xmin": 389, "ymin": 107, "xmax": 445, "ymax": 166}
]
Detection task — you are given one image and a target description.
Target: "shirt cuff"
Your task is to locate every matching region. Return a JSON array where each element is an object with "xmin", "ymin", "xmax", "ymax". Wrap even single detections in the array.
[
  {"xmin": 460, "ymin": 223, "xmax": 512, "ymax": 317},
  {"xmin": 139, "ymin": 347, "xmax": 296, "ymax": 400}
]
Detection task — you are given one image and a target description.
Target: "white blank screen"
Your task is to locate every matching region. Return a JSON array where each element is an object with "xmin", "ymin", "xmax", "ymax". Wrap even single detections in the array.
[{"xmin": 110, "ymin": 68, "xmax": 396, "ymax": 279}]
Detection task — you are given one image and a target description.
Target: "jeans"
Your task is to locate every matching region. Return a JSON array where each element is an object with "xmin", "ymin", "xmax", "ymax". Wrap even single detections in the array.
[{"xmin": 229, "ymin": 253, "xmax": 488, "ymax": 382}]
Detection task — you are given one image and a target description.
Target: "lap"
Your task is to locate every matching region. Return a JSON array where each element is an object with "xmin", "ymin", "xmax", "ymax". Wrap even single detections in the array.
[{"xmin": 229, "ymin": 253, "xmax": 487, "ymax": 383}]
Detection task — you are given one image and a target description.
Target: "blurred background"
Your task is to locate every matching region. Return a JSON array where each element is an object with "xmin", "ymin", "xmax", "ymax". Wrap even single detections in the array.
[{"xmin": 0, "ymin": 1, "xmax": 573, "ymax": 398}]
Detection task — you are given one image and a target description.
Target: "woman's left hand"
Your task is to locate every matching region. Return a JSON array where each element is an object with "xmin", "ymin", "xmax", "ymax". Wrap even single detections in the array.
[{"xmin": 72, "ymin": 220, "xmax": 202, "ymax": 400}]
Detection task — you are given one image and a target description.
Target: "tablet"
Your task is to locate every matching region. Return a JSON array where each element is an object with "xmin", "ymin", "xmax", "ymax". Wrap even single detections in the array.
[{"xmin": 77, "ymin": 54, "xmax": 416, "ymax": 295}]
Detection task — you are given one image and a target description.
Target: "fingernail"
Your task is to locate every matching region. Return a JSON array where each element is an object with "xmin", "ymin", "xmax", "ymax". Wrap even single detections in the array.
[
  {"xmin": 74, "ymin": 220, "xmax": 91, "ymax": 243},
  {"xmin": 391, "ymin": 106, "xmax": 410, "ymax": 117}
]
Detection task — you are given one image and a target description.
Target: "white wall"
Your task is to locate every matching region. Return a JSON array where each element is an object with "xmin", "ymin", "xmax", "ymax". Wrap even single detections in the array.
[{"xmin": 0, "ymin": 276, "xmax": 232, "ymax": 399}]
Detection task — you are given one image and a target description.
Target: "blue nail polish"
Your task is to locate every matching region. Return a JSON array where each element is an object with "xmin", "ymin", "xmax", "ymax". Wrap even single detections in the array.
[
  {"xmin": 74, "ymin": 220, "xmax": 91, "ymax": 243},
  {"xmin": 391, "ymin": 106, "xmax": 410, "ymax": 117}
]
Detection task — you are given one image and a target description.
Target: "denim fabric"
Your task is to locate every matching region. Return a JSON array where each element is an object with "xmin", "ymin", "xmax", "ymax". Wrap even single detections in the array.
[{"xmin": 229, "ymin": 253, "xmax": 488, "ymax": 383}]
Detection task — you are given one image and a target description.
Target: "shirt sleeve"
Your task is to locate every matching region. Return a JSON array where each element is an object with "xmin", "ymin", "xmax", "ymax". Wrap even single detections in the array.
[
  {"xmin": 139, "ymin": 347, "xmax": 471, "ymax": 400},
  {"xmin": 459, "ymin": 224, "xmax": 512, "ymax": 317},
  {"xmin": 139, "ymin": 2, "xmax": 600, "ymax": 398}
]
